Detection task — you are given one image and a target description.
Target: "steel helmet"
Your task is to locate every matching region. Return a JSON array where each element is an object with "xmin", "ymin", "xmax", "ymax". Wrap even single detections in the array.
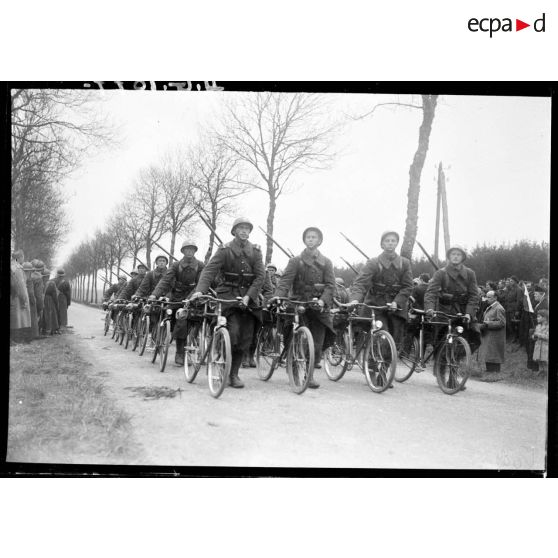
[
  {"xmin": 130, "ymin": 270, "xmax": 138, "ymax": 276},
  {"xmin": 154, "ymin": 254, "xmax": 169, "ymax": 264},
  {"xmin": 302, "ymin": 227, "xmax": 323, "ymax": 245},
  {"xmin": 266, "ymin": 262, "xmax": 277, "ymax": 271},
  {"xmin": 380, "ymin": 230, "xmax": 400, "ymax": 246},
  {"xmin": 335, "ymin": 277, "xmax": 345, "ymax": 286},
  {"xmin": 118, "ymin": 275, "xmax": 127, "ymax": 281},
  {"xmin": 231, "ymin": 217, "xmax": 254, "ymax": 235},
  {"xmin": 31, "ymin": 259, "xmax": 44, "ymax": 270},
  {"xmin": 23, "ymin": 261, "xmax": 34, "ymax": 271},
  {"xmin": 446, "ymin": 245, "xmax": 467, "ymax": 261},
  {"xmin": 56, "ymin": 268, "xmax": 65, "ymax": 276},
  {"xmin": 180, "ymin": 240, "xmax": 198, "ymax": 252}
]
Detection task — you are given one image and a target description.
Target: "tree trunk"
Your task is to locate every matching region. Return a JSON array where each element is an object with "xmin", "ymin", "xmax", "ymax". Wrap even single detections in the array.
[
  {"xmin": 265, "ymin": 190, "xmax": 276, "ymax": 264},
  {"xmin": 146, "ymin": 238, "xmax": 152, "ymax": 269},
  {"xmin": 401, "ymin": 94, "xmax": 438, "ymax": 260},
  {"xmin": 169, "ymin": 233, "xmax": 177, "ymax": 266},
  {"xmin": 86, "ymin": 272, "xmax": 91, "ymax": 303}
]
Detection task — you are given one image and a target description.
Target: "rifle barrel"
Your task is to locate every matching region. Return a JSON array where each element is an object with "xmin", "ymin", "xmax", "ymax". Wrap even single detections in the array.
[
  {"xmin": 258, "ymin": 226, "xmax": 293, "ymax": 259},
  {"xmin": 340, "ymin": 232, "xmax": 370, "ymax": 260},
  {"xmin": 152, "ymin": 240, "xmax": 173, "ymax": 260},
  {"xmin": 416, "ymin": 240, "xmax": 439, "ymax": 271},
  {"xmin": 195, "ymin": 208, "xmax": 224, "ymax": 246},
  {"xmin": 340, "ymin": 257, "xmax": 358, "ymax": 274}
]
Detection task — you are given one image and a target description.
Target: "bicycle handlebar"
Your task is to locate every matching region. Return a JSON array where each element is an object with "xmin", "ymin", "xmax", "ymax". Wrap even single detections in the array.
[{"xmin": 333, "ymin": 299, "xmax": 390, "ymax": 311}]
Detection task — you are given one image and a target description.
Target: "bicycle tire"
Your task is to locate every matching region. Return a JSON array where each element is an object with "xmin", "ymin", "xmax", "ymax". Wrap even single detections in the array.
[
  {"xmin": 124, "ymin": 313, "xmax": 133, "ymax": 350},
  {"xmin": 286, "ymin": 326, "xmax": 314, "ymax": 394},
  {"xmin": 104, "ymin": 312, "xmax": 111, "ymax": 336},
  {"xmin": 138, "ymin": 315, "xmax": 150, "ymax": 356},
  {"xmin": 207, "ymin": 327, "xmax": 231, "ymax": 398},
  {"xmin": 363, "ymin": 330, "xmax": 397, "ymax": 393},
  {"xmin": 256, "ymin": 326, "xmax": 279, "ymax": 381},
  {"xmin": 184, "ymin": 321, "xmax": 205, "ymax": 383},
  {"xmin": 434, "ymin": 335, "xmax": 471, "ymax": 395},
  {"xmin": 151, "ymin": 318, "xmax": 161, "ymax": 364},
  {"xmin": 131, "ymin": 313, "xmax": 141, "ymax": 351},
  {"xmin": 324, "ymin": 331, "xmax": 349, "ymax": 381},
  {"xmin": 396, "ymin": 335, "xmax": 419, "ymax": 383},
  {"xmin": 118, "ymin": 312, "xmax": 126, "ymax": 345},
  {"xmin": 159, "ymin": 320, "xmax": 171, "ymax": 372}
]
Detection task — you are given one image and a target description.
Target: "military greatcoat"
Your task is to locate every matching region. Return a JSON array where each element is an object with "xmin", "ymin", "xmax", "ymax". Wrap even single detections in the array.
[{"xmin": 152, "ymin": 258, "xmax": 205, "ymax": 301}]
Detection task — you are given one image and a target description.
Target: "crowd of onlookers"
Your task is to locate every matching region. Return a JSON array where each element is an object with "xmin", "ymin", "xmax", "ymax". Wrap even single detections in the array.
[{"xmin": 10, "ymin": 249, "xmax": 72, "ymax": 344}]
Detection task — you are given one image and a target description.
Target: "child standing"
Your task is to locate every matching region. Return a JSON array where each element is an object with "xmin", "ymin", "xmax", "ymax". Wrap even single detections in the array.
[{"xmin": 532, "ymin": 310, "xmax": 549, "ymax": 375}]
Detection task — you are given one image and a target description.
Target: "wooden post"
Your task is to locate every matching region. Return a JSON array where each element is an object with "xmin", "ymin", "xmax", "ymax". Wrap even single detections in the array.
[
  {"xmin": 440, "ymin": 166, "xmax": 451, "ymax": 255},
  {"xmin": 434, "ymin": 162, "xmax": 442, "ymax": 265}
]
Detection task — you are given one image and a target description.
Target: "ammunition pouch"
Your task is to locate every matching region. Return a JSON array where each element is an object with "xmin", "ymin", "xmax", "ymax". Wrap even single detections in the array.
[
  {"xmin": 222, "ymin": 272, "xmax": 255, "ymax": 288},
  {"xmin": 373, "ymin": 282, "xmax": 401, "ymax": 298},
  {"xmin": 440, "ymin": 291, "xmax": 468, "ymax": 305}
]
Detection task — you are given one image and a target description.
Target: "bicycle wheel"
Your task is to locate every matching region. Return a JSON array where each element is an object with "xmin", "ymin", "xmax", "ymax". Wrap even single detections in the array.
[
  {"xmin": 118, "ymin": 313, "xmax": 126, "ymax": 345},
  {"xmin": 434, "ymin": 335, "xmax": 471, "ymax": 395},
  {"xmin": 324, "ymin": 331, "xmax": 349, "ymax": 381},
  {"xmin": 256, "ymin": 326, "xmax": 279, "ymax": 381},
  {"xmin": 363, "ymin": 330, "xmax": 397, "ymax": 393},
  {"xmin": 104, "ymin": 312, "xmax": 111, "ymax": 336},
  {"xmin": 124, "ymin": 313, "xmax": 133, "ymax": 350},
  {"xmin": 396, "ymin": 335, "xmax": 419, "ymax": 383},
  {"xmin": 138, "ymin": 315, "xmax": 150, "ymax": 356},
  {"xmin": 131, "ymin": 313, "xmax": 141, "ymax": 351},
  {"xmin": 286, "ymin": 326, "xmax": 314, "ymax": 394},
  {"xmin": 158, "ymin": 320, "xmax": 171, "ymax": 372},
  {"xmin": 151, "ymin": 318, "xmax": 161, "ymax": 363},
  {"xmin": 184, "ymin": 321, "xmax": 205, "ymax": 383},
  {"xmin": 207, "ymin": 327, "xmax": 231, "ymax": 398}
]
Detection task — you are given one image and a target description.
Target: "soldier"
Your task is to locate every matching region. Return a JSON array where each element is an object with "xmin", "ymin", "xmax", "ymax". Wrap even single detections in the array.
[
  {"xmin": 121, "ymin": 265, "xmax": 147, "ymax": 300},
  {"xmin": 54, "ymin": 268, "xmax": 72, "ymax": 329},
  {"xmin": 410, "ymin": 272, "xmax": 430, "ymax": 311},
  {"xmin": 273, "ymin": 226, "xmax": 336, "ymax": 389},
  {"xmin": 190, "ymin": 218, "xmax": 265, "ymax": 387},
  {"xmin": 266, "ymin": 263, "xmax": 279, "ymax": 290},
  {"xmin": 424, "ymin": 245, "xmax": 481, "ymax": 353},
  {"xmin": 31, "ymin": 259, "xmax": 45, "ymax": 334},
  {"xmin": 349, "ymin": 231, "xmax": 413, "ymax": 350},
  {"xmin": 335, "ymin": 277, "xmax": 349, "ymax": 304},
  {"xmin": 103, "ymin": 275, "xmax": 128, "ymax": 304},
  {"xmin": 151, "ymin": 241, "xmax": 205, "ymax": 366},
  {"xmin": 134, "ymin": 255, "xmax": 169, "ymax": 298},
  {"xmin": 23, "ymin": 262, "xmax": 39, "ymax": 339}
]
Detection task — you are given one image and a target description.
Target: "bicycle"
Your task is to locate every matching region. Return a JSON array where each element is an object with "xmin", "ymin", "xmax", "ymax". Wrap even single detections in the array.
[
  {"xmin": 137, "ymin": 298, "xmax": 160, "ymax": 357},
  {"xmin": 397, "ymin": 308, "xmax": 472, "ymax": 395},
  {"xmin": 111, "ymin": 300, "xmax": 128, "ymax": 344},
  {"xmin": 123, "ymin": 298, "xmax": 144, "ymax": 350},
  {"xmin": 255, "ymin": 297, "xmax": 317, "ymax": 395},
  {"xmin": 323, "ymin": 301, "xmax": 397, "ymax": 393},
  {"xmin": 150, "ymin": 298, "xmax": 183, "ymax": 372},
  {"xmin": 102, "ymin": 302, "xmax": 111, "ymax": 336},
  {"xmin": 183, "ymin": 294, "xmax": 242, "ymax": 398}
]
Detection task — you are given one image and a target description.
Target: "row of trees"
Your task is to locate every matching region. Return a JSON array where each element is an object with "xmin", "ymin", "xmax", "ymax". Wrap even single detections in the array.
[{"xmin": 333, "ymin": 241, "xmax": 550, "ymax": 287}]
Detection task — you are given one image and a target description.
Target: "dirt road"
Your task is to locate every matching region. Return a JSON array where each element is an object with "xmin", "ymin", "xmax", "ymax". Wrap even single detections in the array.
[{"xmin": 66, "ymin": 303, "xmax": 547, "ymax": 469}]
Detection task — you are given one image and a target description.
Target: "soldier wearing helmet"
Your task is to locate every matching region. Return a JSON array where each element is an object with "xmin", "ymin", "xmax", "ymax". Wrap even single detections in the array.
[
  {"xmin": 121, "ymin": 264, "xmax": 148, "ymax": 300},
  {"xmin": 103, "ymin": 275, "xmax": 128, "ymax": 303},
  {"xmin": 349, "ymin": 230, "xmax": 413, "ymax": 353},
  {"xmin": 424, "ymin": 245, "xmax": 480, "ymax": 352},
  {"xmin": 273, "ymin": 226, "xmax": 336, "ymax": 389},
  {"xmin": 150, "ymin": 241, "xmax": 205, "ymax": 366},
  {"xmin": 191, "ymin": 217, "xmax": 265, "ymax": 387},
  {"xmin": 134, "ymin": 254, "xmax": 169, "ymax": 299},
  {"xmin": 54, "ymin": 268, "xmax": 72, "ymax": 329}
]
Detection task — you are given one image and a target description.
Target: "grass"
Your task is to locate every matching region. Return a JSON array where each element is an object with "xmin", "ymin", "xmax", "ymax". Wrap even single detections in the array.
[{"xmin": 8, "ymin": 336, "xmax": 142, "ymax": 465}]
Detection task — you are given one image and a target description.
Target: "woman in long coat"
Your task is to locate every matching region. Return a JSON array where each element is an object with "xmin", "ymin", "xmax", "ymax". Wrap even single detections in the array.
[
  {"xmin": 10, "ymin": 250, "xmax": 31, "ymax": 342},
  {"xmin": 41, "ymin": 269, "xmax": 60, "ymax": 335},
  {"xmin": 23, "ymin": 262, "xmax": 39, "ymax": 339},
  {"xmin": 478, "ymin": 290, "xmax": 506, "ymax": 376},
  {"xmin": 54, "ymin": 268, "xmax": 71, "ymax": 327}
]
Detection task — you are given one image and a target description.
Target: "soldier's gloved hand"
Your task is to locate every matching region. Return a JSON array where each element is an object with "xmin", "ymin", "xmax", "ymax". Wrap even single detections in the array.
[
  {"xmin": 464, "ymin": 313, "xmax": 471, "ymax": 322},
  {"xmin": 316, "ymin": 299, "xmax": 325, "ymax": 309},
  {"xmin": 190, "ymin": 291, "xmax": 203, "ymax": 300},
  {"xmin": 425, "ymin": 308, "xmax": 435, "ymax": 317},
  {"xmin": 349, "ymin": 300, "xmax": 359, "ymax": 307},
  {"xmin": 387, "ymin": 301, "xmax": 398, "ymax": 312},
  {"xmin": 241, "ymin": 295, "xmax": 250, "ymax": 307},
  {"xmin": 148, "ymin": 295, "xmax": 156, "ymax": 301}
]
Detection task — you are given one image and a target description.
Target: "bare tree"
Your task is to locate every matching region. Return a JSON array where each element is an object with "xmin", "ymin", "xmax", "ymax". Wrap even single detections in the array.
[
  {"xmin": 159, "ymin": 151, "xmax": 198, "ymax": 264},
  {"xmin": 218, "ymin": 92, "xmax": 338, "ymax": 263},
  {"xmin": 106, "ymin": 210, "xmax": 131, "ymax": 280},
  {"xmin": 191, "ymin": 138, "xmax": 246, "ymax": 263},
  {"xmin": 351, "ymin": 94, "xmax": 438, "ymax": 259}
]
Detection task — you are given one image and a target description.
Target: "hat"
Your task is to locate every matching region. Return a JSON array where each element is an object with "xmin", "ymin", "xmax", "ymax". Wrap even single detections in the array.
[
  {"xmin": 510, "ymin": 275, "xmax": 519, "ymax": 283},
  {"xmin": 231, "ymin": 217, "xmax": 253, "ymax": 235},
  {"xmin": 335, "ymin": 277, "xmax": 345, "ymax": 286},
  {"xmin": 118, "ymin": 275, "xmax": 127, "ymax": 281},
  {"xmin": 534, "ymin": 285, "xmax": 545, "ymax": 293},
  {"xmin": 266, "ymin": 263, "xmax": 277, "ymax": 271},
  {"xmin": 130, "ymin": 270, "xmax": 138, "ymax": 276},
  {"xmin": 42, "ymin": 268, "xmax": 50, "ymax": 277},
  {"xmin": 136, "ymin": 264, "xmax": 147, "ymax": 271},
  {"xmin": 57, "ymin": 268, "xmax": 65, "ymax": 276},
  {"xmin": 23, "ymin": 261, "xmax": 34, "ymax": 271},
  {"xmin": 154, "ymin": 254, "xmax": 169, "ymax": 264},
  {"xmin": 31, "ymin": 259, "xmax": 44, "ymax": 270},
  {"xmin": 380, "ymin": 230, "xmax": 400, "ymax": 246},
  {"xmin": 302, "ymin": 227, "xmax": 323, "ymax": 245},
  {"xmin": 446, "ymin": 245, "xmax": 467, "ymax": 261},
  {"xmin": 180, "ymin": 240, "xmax": 198, "ymax": 252}
]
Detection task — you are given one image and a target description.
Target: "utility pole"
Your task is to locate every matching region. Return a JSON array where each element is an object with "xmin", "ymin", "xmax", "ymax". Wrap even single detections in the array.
[
  {"xmin": 440, "ymin": 166, "xmax": 451, "ymax": 255},
  {"xmin": 435, "ymin": 162, "xmax": 451, "ymax": 263},
  {"xmin": 434, "ymin": 162, "xmax": 442, "ymax": 265}
]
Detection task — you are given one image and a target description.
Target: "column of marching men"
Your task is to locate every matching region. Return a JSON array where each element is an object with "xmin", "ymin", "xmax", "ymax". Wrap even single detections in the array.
[
  {"xmin": 10, "ymin": 249, "xmax": 72, "ymax": 344},
  {"xmin": 102, "ymin": 216, "xmax": 549, "ymax": 391}
]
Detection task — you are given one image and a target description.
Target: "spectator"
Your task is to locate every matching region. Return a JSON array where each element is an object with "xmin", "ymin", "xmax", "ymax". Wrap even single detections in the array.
[
  {"xmin": 31, "ymin": 259, "xmax": 45, "ymax": 335},
  {"xmin": 41, "ymin": 269, "xmax": 60, "ymax": 335},
  {"xmin": 532, "ymin": 310, "xmax": 549, "ymax": 376},
  {"xmin": 410, "ymin": 273, "xmax": 430, "ymax": 310},
  {"xmin": 478, "ymin": 290, "xmax": 506, "ymax": 381},
  {"xmin": 10, "ymin": 250, "xmax": 31, "ymax": 343},
  {"xmin": 54, "ymin": 268, "xmax": 72, "ymax": 329},
  {"xmin": 22, "ymin": 262, "xmax": 39, "ymax": 339},
  {"xmin": 503, "ymin": 276, "xmax": 522, "ymax": 343}
]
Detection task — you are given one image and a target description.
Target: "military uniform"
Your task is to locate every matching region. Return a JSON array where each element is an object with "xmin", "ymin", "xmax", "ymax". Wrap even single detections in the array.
[
  {"xmin": 121, "ymin": 274, "xmax": 146, "ymax": 300},
  {"xmin": 424, "ymin": 260, "xmax": 480, "ymax": 351},
  {"xmin": 275, "ymin": 248, "xmax": 337, "ymax": 363},
  {"xmin": 134, "ymin": 268, "xmax": 168, "ymax": 298},
  {"xmin": 349, "ymin": 252, "xmax": 413, "ymax": 347},
  {"xmin": 194, "ymin": 237, "xmax": 265, "ymax": 378},
  {"xmin": 54, "ymin": 271, "xmax": 71, "ymax": 327},
  {"xmin": 103, "ymin": 281, "xmax": 126, "ymax": 302}
]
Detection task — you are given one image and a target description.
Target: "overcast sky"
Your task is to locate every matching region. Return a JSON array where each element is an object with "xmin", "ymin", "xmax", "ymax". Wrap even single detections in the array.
[{"xmin": 53, "ymin": 90, "xmax": 551, "ymax": 272}]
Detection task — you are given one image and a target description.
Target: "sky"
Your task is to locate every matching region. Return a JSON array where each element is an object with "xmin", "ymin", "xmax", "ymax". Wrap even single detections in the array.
[{"xmin": 53, "ymin": 89, "xmax": 551, "ymax": 273}]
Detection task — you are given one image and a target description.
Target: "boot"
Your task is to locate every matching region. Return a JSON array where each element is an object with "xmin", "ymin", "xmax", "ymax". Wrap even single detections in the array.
[
  {"xmin": 229, "ymin": 352, "xmax": 245, "ymax": 388},
  {"xmin": 174, "ymin": 338, "xmax": 185, "ymax": 366},
  {"xmin": 308, "ymin": 368, "xmax": 320, "ymax": 389}
]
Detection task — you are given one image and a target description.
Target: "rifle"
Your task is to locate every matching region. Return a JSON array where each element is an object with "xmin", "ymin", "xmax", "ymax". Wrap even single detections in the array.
[
  {"xmin": 415, "ymin": 240, "xmax": 440, "ymax": 271},
  {"xmin": 152, "ymin": 240, "xmax": 174, "ymax": 260},
  {"xmin": 340, "ymin": 232, "xmax": 370, "ymax": 260},
  {"xmin": 195, "ymin": 208, "xmax": 224, "ymax": 246},
  {"xmin": 258, "ymin": 226, "xmax": 295, "ymax": 259},
  {"xmin": 116, "ymin": 266, "xmax": 132, "ymax": 278},
  {"xmin": 340, "ymin": 257, "xmax": 358, "ymax": 274}
]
